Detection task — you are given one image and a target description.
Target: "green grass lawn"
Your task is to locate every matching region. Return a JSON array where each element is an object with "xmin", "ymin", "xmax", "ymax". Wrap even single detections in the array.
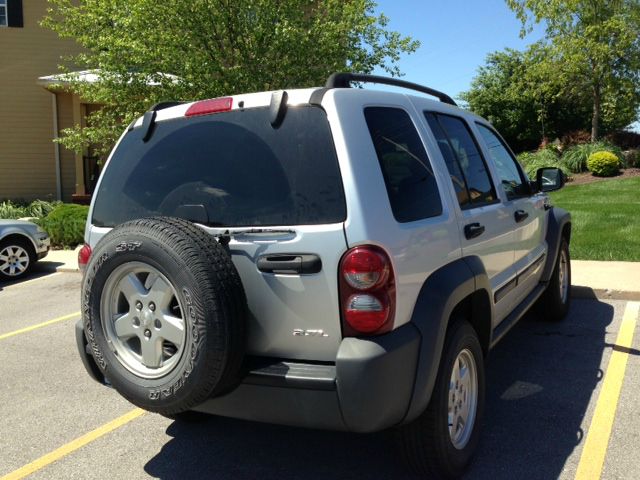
[{"xmin": 549, "ymin": 176, "xmax": 640, "ymax": 261}]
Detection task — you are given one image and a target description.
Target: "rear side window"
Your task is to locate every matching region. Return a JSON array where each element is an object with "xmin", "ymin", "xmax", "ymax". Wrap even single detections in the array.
[
  {"xmin": 425, "ymin": 113, "xmax": 497, "ymax": 209},
  {"xmin": 92, "ymin": 106, "xmax": 347, "ymax": 227},
  {"xmin": 364, "ymin": 107, "xmax": 442, "ymax": 223}
]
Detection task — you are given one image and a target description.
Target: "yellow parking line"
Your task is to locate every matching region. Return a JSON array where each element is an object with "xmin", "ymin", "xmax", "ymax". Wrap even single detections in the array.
[
  {"xmin": 575, "ymin": 301, "xmax": 640, "ymax": 480},
  {"xmin": 0, "ymin": 311, "xmax": 81, "ymax": 341},
  {"xmin": 0, "ymin": 408, "xmax": 145, "ymax": 480}
]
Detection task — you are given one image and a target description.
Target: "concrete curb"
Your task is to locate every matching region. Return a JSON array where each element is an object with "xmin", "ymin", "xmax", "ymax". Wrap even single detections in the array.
[
  {"xmin": 55, "ymin": 265, "xmax": 80, "ymax": 273},
  {"xmin": 572, "ymin": 285, "xmax": 640, "ymax": 301}
]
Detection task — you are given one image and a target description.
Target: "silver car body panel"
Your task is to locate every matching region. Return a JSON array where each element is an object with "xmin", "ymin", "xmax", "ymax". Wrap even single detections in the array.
[{"xmin": 0, "ymin": 219, "xmax": 50, "ymax": 256}]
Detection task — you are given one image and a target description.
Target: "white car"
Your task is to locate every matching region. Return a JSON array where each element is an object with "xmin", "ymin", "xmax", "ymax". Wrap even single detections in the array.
[{"xmin": 0, "ymin": 219, "xmax": 50, "ymax": 280}]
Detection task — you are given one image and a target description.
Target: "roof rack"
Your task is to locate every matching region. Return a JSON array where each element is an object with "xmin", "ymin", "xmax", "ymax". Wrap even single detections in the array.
[{"xmin": 325, "ymin": 73, "xmax": 457, "ymax": 107}]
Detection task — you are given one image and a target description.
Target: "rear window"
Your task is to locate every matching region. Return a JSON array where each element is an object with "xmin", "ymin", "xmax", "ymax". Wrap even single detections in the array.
[{"xmin": 92, "ymin": 105, "xmax": 346, "ymax": 228}]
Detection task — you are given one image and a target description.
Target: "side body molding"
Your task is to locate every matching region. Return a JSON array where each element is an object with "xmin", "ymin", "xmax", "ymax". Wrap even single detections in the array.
[{"xmin": 403, "ymin": 256, "xmax": 492, "ymax": 423}]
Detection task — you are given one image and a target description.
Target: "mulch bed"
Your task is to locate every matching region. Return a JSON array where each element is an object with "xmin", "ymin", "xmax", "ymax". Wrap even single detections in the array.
[{"xmin": 567, "ymin": 167, "xmax": 640, "ymax": 186}]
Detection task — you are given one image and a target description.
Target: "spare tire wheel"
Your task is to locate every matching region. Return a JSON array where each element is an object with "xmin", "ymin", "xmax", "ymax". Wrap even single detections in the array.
[{"xmin": 82, "ymin": 217, "xmax": 247, "ymax": 415}]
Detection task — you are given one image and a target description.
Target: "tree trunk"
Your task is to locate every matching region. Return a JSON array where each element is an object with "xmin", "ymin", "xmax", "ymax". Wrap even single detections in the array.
[{"xmin": 591, "ymin": 84, "xmax": 601, "ymax": 141}]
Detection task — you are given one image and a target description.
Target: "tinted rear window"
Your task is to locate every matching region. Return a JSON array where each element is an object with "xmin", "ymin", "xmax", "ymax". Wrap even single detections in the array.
[{"xmin": 92, "ymin": 106, "xmax": 346, "ymax": 227}]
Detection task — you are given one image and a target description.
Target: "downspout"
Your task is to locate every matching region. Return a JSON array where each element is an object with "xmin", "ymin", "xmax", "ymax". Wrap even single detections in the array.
[{"xmin": 51, "ymin": 91, "xmax": 62, "ymax": 201}]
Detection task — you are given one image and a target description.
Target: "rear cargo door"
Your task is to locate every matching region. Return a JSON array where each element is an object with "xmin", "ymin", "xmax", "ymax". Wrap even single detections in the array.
[{"xmin": 90, "ymin": 104, "xmax": 348, "ymax": 361}]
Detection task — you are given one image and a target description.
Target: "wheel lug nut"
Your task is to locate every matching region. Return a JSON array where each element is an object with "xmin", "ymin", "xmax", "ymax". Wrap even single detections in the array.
[
  {"xmin": 154, "ymin": 319, "xmax": 162, "ymax": 329},
  {"xmin": 133, "ymin": 317, "xmax": 140, "ymax": 327},
  {"xmin": 149, "ymin": 302, "xmax": 156, "ymax": 312},
  {"xmin": 135, "ymin": 301, "xmax": 143, "ymax": 310},
  {"xmin": 144, "ymin": 329, "xmax": 151, "ymax": 338}
]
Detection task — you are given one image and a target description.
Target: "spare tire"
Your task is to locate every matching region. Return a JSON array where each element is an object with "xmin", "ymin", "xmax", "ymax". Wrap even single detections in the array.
[{"xmin": 82, "ymin": 217, "xmax": 246, "ymax": 415}]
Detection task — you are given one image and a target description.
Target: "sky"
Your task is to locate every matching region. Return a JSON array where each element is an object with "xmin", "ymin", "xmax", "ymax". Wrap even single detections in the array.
[{"xmin": 371, "ymin": 0, "xmax": 546, "ymax": 100}]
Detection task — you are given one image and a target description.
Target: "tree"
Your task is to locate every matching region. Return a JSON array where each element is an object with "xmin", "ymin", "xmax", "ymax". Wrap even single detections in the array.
[
  {"xmin": 506, "ymin": 0, "xmax": 640, "ymax": 141},
  {"xmin": 43, "ymin": 0, "xmax": 419, "ymax": 154},
  {"xmin": 460, "ymin": 43, "xmax": 591, "ymax": 151}
]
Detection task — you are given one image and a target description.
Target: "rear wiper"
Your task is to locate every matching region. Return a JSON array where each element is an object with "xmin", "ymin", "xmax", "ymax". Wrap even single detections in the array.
[{"xmin": 215, "ymin": 228, "xmax": 296, "ymax": 245}]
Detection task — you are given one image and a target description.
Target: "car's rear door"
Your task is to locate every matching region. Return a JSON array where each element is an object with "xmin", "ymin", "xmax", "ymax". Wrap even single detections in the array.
[{"xmin": 423, "ymin": 112, "xmax": 517, "ymax": 325}]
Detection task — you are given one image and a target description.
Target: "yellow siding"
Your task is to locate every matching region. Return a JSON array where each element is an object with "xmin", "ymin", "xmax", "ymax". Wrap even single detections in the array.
[{"xmin": 0, "ymin": 0, "xmax": 82, "ymax": 202}]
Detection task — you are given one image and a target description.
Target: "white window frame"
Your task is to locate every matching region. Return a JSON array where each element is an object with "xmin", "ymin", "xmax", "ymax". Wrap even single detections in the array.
[{"xmin": 0, "ymin": 0, "xmax": 7, "ymax": 27}]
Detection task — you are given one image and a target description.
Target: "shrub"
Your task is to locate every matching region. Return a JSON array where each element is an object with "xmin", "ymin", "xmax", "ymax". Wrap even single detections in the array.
[
  {"xmin": 562, "ymin": 141, "xmax": 622, "ymax": 173},
  {"xmin": 517, "ymin": 148, "xmax": 571, "ymax": 180},
  {"xmin": 0, "ymin": 200, "xmax": 27, "ymax": 219},
  {"xmin": 560, "ymin": 130, "xmax": 592, "ymax": 148},
  {"xmin": 621, "ymin": 149, "xmax": 640, "ymax": 168},
  {"xmin": 24, "ymin": 200, "xmax": 60, "ymax": 218},
  {"xmin": 587, "ymin": 151, "xmax": 620, "ymax": 177},
  {"xmin": 38, "ymin": 204, "xmax": 89, "ymax": 248},
  {"xmin": 605, "ymin": 130, "xmax": 640, "ymax": 150},
  {"xmin": 0, "ymin": 199, "xmax": 61, "ymax": 220}
]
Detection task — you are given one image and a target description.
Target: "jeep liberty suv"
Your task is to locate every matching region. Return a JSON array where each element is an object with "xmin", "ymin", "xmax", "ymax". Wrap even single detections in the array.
[{"xmin": 76, "ymin": 73, "xmax": 571, "ymax": 479}]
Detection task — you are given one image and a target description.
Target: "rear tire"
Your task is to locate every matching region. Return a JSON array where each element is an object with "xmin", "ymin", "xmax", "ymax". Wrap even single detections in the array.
[
  {"xmin": 537, "ymin": 238, "xmax": 571, "ymax": 322},
  {"xmin": 396, "ymin": 320, "xmax": 485, "ymax": 479}
]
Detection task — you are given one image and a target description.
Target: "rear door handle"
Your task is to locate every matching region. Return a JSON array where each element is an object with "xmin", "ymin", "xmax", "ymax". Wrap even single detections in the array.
[
  {"xmin": 464, "ymin": 223, "xmax": 485, "ymax": 240},
  {"xmin": 515, "ymin": 210, "xmax": 529, "ymax": 223},
  {"xmin": 257, "ymin": 254, "xmax": 322, "ymax": 274}
]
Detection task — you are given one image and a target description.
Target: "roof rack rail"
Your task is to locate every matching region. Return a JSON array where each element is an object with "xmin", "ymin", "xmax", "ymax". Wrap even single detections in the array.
[{"xmin": 325, "ymin": 73, "xmax": 457, "ymax": 107}]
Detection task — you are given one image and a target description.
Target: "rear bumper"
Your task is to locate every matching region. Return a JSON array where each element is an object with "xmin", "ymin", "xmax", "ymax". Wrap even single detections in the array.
[{"xmin": 76, "ymin": 320, "xmax": 421, "ymax": 433}]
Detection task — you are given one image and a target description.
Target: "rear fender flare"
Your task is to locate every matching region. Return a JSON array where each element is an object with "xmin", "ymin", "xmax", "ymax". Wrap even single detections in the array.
[{"xmin": 403, "ymin": 256, "xmax": 492, "ymax": 423}]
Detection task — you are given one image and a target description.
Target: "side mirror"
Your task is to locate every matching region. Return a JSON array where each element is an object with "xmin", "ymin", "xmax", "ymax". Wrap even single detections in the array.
[{"xmin": 536, "ymin": 167, "xmax": 565, "ymax": 192}]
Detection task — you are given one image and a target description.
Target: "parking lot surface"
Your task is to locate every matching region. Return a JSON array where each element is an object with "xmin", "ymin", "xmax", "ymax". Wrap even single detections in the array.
[{"xmin": 1, "ymin": 269, "xmax": 639, "ymax": 479}]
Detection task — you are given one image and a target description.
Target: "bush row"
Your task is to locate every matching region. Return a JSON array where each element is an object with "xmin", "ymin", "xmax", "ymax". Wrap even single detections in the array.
[{"xmin": 517, "ymin": 141, "xmax": 637, "ymax": 179}]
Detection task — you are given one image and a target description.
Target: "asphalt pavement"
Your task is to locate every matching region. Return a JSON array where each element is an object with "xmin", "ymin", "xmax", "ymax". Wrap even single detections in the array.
[{"xmin": 0, "ymin": 268, "xmax": 639, "ymax": 480}]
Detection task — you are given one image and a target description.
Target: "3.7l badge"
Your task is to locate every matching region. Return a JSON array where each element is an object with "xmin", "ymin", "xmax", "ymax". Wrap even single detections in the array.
[{"xmin": 292, "ymin": 329, "xmax": 329, "ymax": 337}]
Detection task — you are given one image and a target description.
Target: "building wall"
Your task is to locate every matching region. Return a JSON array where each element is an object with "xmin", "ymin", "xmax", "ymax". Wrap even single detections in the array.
[{"xmin": 0, "ymin": 0, "xmax": 82, "ymax": 202}]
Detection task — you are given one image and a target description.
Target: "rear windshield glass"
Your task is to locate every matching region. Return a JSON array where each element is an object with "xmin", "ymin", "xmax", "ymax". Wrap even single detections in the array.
[{"xmin": 92, "ymin": 105, "xmax": 346, "ymax": 228}]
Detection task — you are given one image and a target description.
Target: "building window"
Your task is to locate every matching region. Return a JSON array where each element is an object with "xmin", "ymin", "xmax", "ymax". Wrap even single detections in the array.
[{"xmin": 0, "ymin": 0, "xmax": 7, "ymax": 27}]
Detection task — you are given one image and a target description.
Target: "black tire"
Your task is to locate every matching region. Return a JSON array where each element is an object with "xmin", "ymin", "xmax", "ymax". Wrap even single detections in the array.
[
  {"xmin": 536, "ymin": 238, "xmax": 571, "ymax": 322},
  {"xmin": 395, "ymin": 320, "xmax": 485, "ymax": 479},
  {"xmin": 0, "ymin": 236, "xmax": 35, "ymax": 280},
  {"xmin": 82, "ymin": 217, "xmax": 247, "ymax": 415}
]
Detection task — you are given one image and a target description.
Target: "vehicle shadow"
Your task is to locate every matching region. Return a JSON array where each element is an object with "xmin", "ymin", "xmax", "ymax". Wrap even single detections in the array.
[
  {"xmin": 0, "ymin": 261, "xmax": 62, "ymax": 291},
  {"xmin": 466, "ymin": 298, "xmax": 614, "ymax": 479},
  {"xmin": 144, "ymin": 298, "xmax": 614, "ymax": 480}
]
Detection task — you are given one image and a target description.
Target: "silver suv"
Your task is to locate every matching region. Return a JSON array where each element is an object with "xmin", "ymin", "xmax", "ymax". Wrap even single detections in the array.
[{"xmin": 76, "ymin": 73, "xmax": 571, "ymax": 479}]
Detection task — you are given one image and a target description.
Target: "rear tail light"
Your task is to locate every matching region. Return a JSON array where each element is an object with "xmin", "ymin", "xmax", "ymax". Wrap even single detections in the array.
[
  {"xmin": 78, "ymin": 243, "xmax": 92, "ymax": 272},
  {"xmin": 339, "ymin": 246, "xmax": 395, "ymax": 336},
  {"xmin": 185, "ymin": 97, "xmax": 233, "ymax": 117}
]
